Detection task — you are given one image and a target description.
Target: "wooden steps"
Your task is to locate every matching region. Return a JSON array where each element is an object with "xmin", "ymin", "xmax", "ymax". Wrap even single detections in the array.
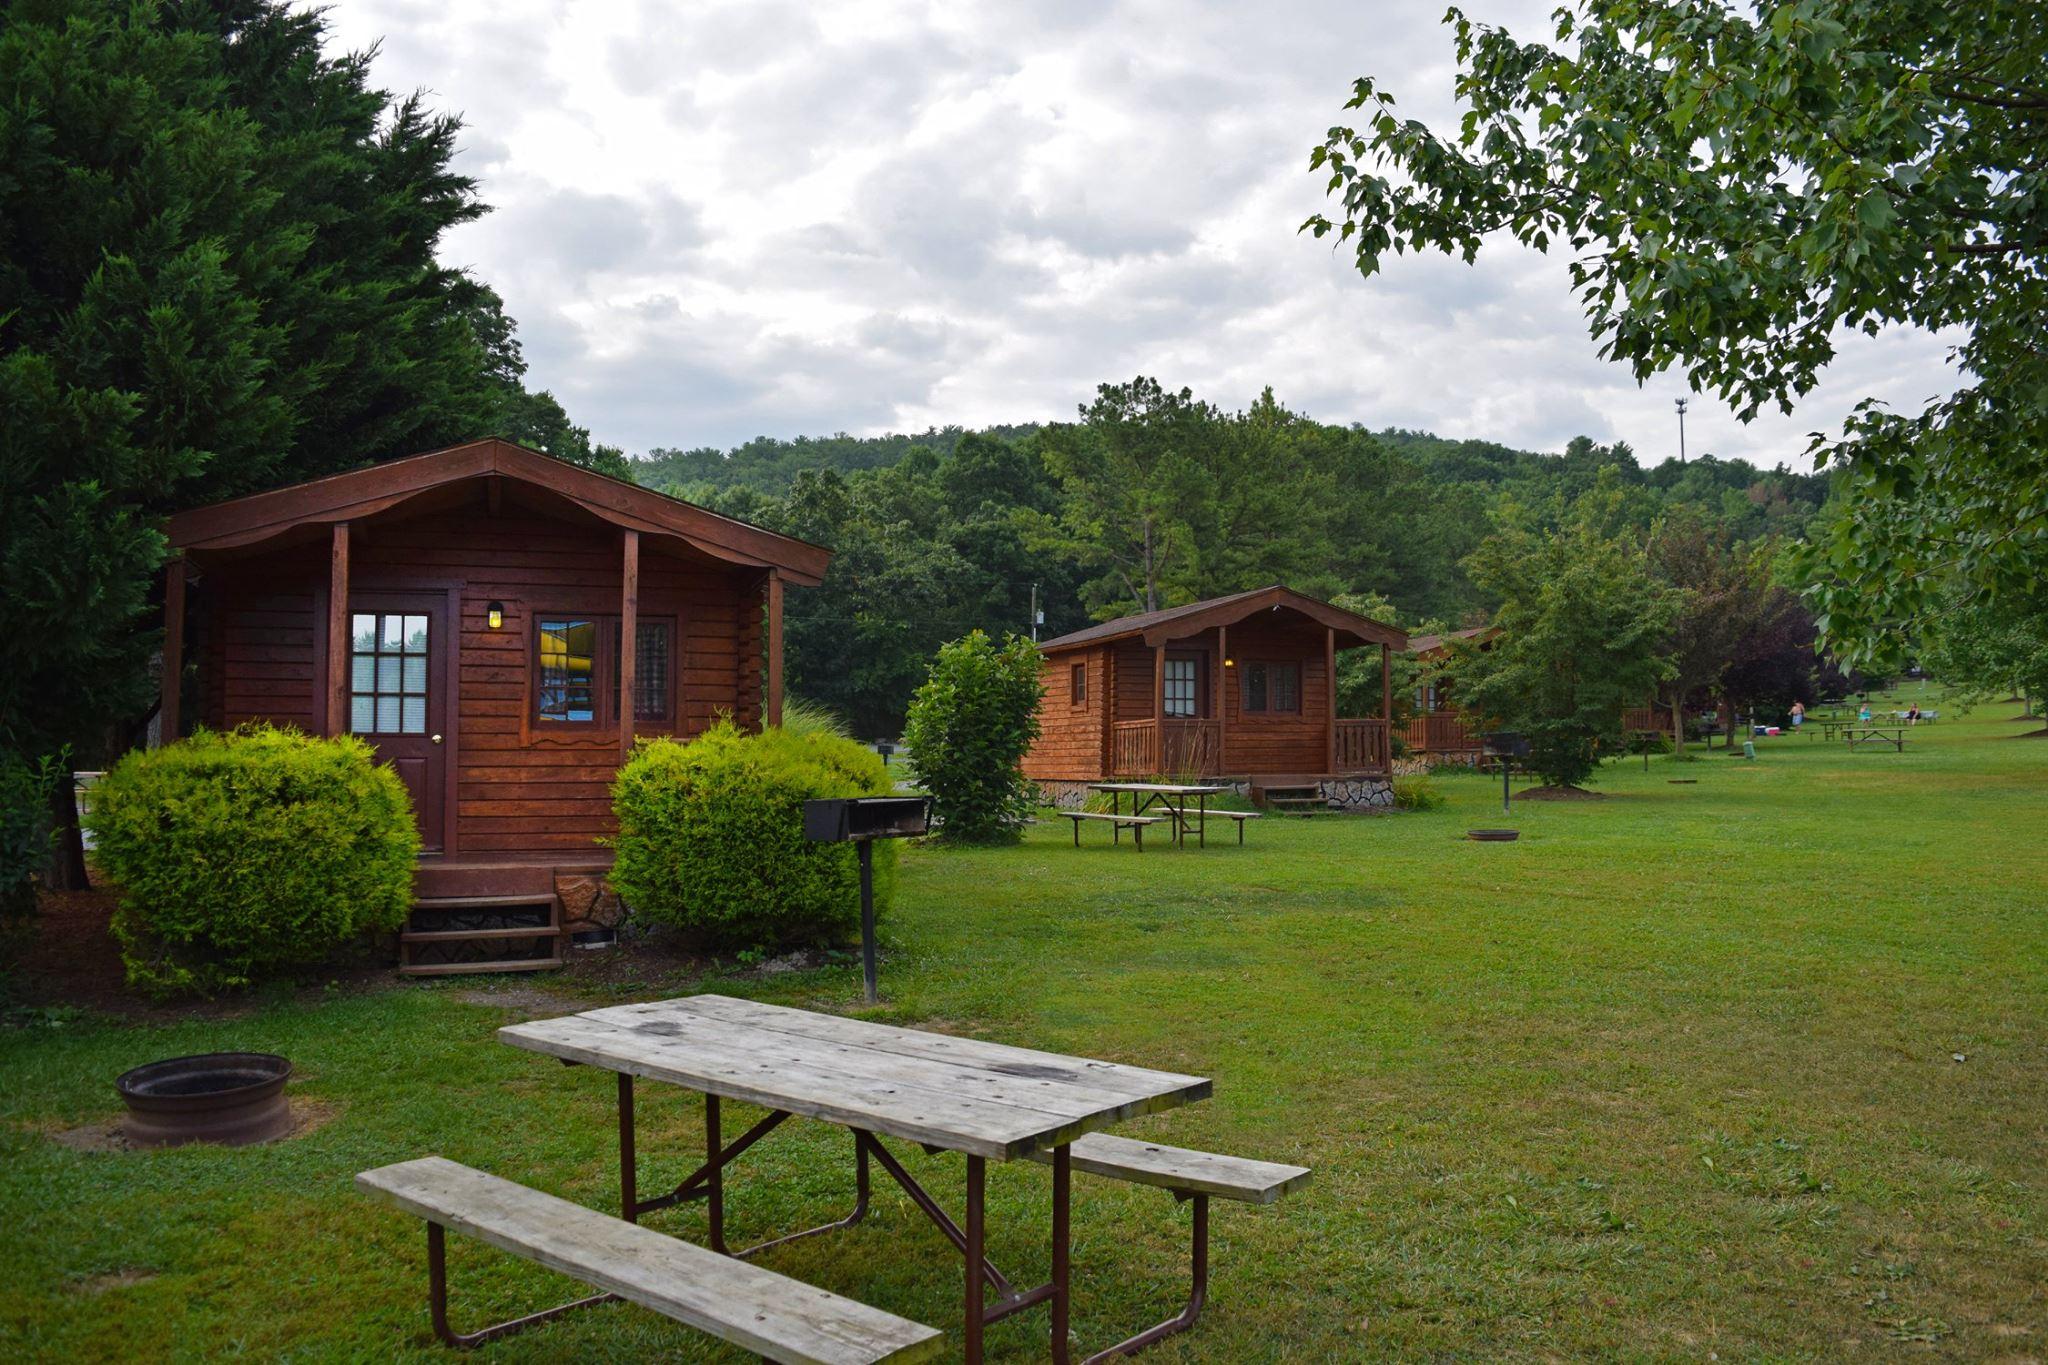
[
  {"xmin": 1254, "ymin": 783, "xmax": 1328, "ymax": 816},
  {"xmin": 399, "ymin": 894, "xmax": 564, "ymax": 977}
]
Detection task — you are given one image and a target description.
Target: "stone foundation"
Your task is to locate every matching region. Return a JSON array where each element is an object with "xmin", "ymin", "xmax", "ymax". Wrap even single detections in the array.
[
  {"xmin": 1318, "ymin": 776, "xmax": 1395, "ymax": 811},
  {"xmin": 1036, "ymin": 781, "xmax": 1094, "ymax": 809},
  {"xmin": 555, "ymin": 871, "xmax": 625, "ymax": 936}
]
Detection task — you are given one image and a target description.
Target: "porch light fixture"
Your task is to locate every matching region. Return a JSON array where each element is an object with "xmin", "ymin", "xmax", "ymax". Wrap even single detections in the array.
[
  {"xmin": 486, "ymin": 601, "xmax": 505, "ymax": 630},
  {"xmin": 1224, "ymin": 657, "xmax": 1235, "ymax": 667}
]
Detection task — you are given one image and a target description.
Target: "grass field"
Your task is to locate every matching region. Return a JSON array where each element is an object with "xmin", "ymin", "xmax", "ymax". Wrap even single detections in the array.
[{"xmin": 4, "ymin": 696, "xmax": 2044, "ymax": 1361}]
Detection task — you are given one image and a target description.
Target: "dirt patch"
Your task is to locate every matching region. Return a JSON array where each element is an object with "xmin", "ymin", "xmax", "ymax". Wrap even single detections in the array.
[
  {"xmin": 1514, "ymin": 784, "xmax": 1605, "ymax": 801},
  {"xmin": 67, "ymin": 1268, "xmax": 158, "ymax": 1296},
  {"xmin": 45, "ymin": 1095, "xmax": 340, "ymax": 1153},
  {"xmin": 12, "ymin": 882, "xmax": 397, "ymax": 1022},
  {"xmin": 2009, "ymin": 728, "xmax": 2048, "ymax": 739}
]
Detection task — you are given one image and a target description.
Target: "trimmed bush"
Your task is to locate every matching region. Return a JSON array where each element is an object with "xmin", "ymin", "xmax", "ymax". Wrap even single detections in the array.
[
  {"xmin": 902, "ymin": 631, "xmax": 1044, "ymax": 843},
  {"xmin": 86, "ymin": 725, "xmax": 419, "ymax": 996},
  {"xmin": 610, "ymin": 719, "xmax": 895, "ymax": 950}
]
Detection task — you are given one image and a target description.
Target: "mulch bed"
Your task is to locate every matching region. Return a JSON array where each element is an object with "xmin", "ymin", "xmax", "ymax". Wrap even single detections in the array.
[{"xmin": 1513, "ymin": 784, "xmax": 1605, "ymax": 801}]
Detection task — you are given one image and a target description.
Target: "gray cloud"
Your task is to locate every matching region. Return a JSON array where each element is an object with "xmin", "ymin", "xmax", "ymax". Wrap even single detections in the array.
[{"xmin": 310, "ymin": 0, "xmax": 1958, "ymax": 468}]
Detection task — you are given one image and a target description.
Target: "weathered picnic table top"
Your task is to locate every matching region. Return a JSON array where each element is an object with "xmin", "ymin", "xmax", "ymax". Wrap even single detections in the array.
[
  {"xmin": 1086, "ymin": 782, "xmax": 1229, "ymax": 795},
  {"xmin": 499, "ymin": 994, "xmax": 1211, "ymax": 1161}
]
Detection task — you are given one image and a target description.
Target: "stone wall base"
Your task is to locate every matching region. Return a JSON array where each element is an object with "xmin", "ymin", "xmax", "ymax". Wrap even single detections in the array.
[{"xmin": 555, "ymin": 870, "xmax": 625, "ymax": 937}]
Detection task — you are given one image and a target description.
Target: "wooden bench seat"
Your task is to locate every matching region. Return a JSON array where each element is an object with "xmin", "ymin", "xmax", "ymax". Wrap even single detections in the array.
[
  {"xmin": 1027, "ymin": 1134, "xmax": 1309, "ymax": 1357},
  {"xmin": 1060, "ymin": 810, "xmax": 1163, "ymax": 850},
  {"xmin": 1182, "ymin": 809, "xmax": 1260, "ymax": 845},
  {"xmin": 357, "ymin": 1156, "xmax": 942, "ymax": 1364}
]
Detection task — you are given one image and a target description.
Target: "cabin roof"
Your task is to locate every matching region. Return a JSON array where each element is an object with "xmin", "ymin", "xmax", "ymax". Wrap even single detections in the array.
[
  {"xmin": 164, "ymin": 437, "xmax": 831, "ymax": 585},
  {"xmin": 1038, "ymin": 585, "xmax": 1407, "ymax": 652},
  {"xmin": 1406, "ymin": 625, "xmax": 1499, "ymax": 657}
]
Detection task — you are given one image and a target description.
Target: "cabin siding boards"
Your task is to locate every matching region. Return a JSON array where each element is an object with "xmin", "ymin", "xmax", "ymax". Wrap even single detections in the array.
[{"xmin": 1022, "ymin": 644, "xmax": 1108, "ymax": 781}]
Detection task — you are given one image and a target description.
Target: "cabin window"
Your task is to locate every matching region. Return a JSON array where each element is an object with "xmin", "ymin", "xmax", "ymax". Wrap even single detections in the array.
[
  {"xmin": 349, "ymin": 613, "xmax": 429, "ymax": 735},
  {"xmin": 537, "ymin": 618, "xmax": 599, "ymax": 723},
  {"xmin": 1070, "ymin": 662, "xmax": 1087, "ymax": 705},
  {"xmin": 627, "ymin": 620, "xmax": 673, "ymax": 723},
  {"xmin": 1162, "ymin": 657, "xmax": 1198, "ymax": 717},
  {"xmin": 1242, "ymin": 661, "xmax": 1301, "ymax": 715},
  {"xmin": 533, "ymin": 615, "xmax": 677, "ymax": 727}
]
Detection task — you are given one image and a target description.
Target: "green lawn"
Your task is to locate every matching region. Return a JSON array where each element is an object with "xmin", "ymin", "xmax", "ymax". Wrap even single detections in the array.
[{"xmin": 4, "ymin": 700, "xmax": 2044, "ymax": 1361}]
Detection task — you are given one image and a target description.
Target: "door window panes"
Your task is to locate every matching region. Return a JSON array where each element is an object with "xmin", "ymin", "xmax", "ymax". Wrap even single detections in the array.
[
  {"xmin": 350, "ymin": 612, "xmax": 429, "ymax": 735},
  {"xmin": 633, "ymin": 621, "xmax": 671, "ymax": 722}
]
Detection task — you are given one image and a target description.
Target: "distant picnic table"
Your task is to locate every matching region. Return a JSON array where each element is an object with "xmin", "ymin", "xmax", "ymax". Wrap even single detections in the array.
[
  {"xmin": 1844, "ymin": 724, "xmax": 1908, "ymax": 752},
  {"xmin": 1087, "ymin": 781, "xmax": 1239, "ymax": 848}
]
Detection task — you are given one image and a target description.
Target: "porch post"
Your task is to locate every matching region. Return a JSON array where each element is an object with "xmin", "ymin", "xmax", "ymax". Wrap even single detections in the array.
[
  {"xmin": 1325, "ymin": 627, "xmax": 1337, "ymax": 773},
  {"xmin": 160, "ymin": 556, "xmax": 186, "ymax": 746},
  {"xmin": 1151, "ymin": 641, "xmax": 1165, "ymax": 772},
  {"xmin": 1381, "ymin": 642, "xmax": 1393, "ymax": 770},
  {"xmin": 619, "ymin": 529, "xmax": 639, "ymax": 761},
  {"xmin": 765, "ymin": 570, "xmax": 784, "ymax": 728},
  {"xmin": 325, "ymin": 523, "xmax": 350, "ymax": 736},
  {"xmin": 1215, "ymin": 625, "xmax": 1228, "ymax": 771}
]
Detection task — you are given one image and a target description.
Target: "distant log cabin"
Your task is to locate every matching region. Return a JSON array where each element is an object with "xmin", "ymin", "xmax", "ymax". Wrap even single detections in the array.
[
  {"xmin": 1401, "ymin": 625, "xmax": 1666, "ymax": 761},
  {"xmin": 1021, "ymin": 586, "xmax": 1408, "ymax": 810},
  {"xmin": 160, "ymin": 438, "xmax": 828, "ymax": 945}
]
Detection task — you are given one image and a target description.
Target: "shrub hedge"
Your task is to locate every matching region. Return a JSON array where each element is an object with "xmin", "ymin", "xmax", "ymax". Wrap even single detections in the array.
[
  {"xmin": 0, "ymin": 752, "xmax": 58, "ymax": 953},
  {"xmin": 86, "ymin": 725, "xmax": 419, "ymax": 996},
  {"xmin": 902, "ymin": 631, "xmax": 1043, "ymax": 842},
  {"xmin": 610, "ymin": 718, "xmax": 895, "ymax": 950}
]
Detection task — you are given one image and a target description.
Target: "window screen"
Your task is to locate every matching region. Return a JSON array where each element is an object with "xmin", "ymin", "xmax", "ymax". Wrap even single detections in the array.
[
  {"xmin": 349, "ymin": 613, "xmax": 428, "ymax": 735},
  {"xmin": 633, "ymin": 620, "xmax": 671, "ymax": 722},
  {"xmin": 1243, "ymin": 661, "xmax": 1301, "ymax": 714},
  {"xmin": 1071, "ymin": 662, "xmax": 1087, "ymax": 705}
]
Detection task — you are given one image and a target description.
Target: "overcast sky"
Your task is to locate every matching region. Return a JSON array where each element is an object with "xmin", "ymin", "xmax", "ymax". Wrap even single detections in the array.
[{"xmin": 317, "ymin": 0, "xmax": 1956, "ymax": 467}]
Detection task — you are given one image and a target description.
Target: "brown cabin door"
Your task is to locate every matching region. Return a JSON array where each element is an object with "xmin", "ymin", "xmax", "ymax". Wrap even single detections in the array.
[{"xmin": 345, "ymin": 595, "xmax": 449, "ymax": 851}]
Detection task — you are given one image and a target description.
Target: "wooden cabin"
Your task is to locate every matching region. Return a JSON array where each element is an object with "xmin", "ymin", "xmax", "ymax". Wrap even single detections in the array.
[
  {"xmin": 1021, "ymin": 586, "xmax": 1408, "ymax": 809},
  {"xmin": 160, "ymin": 438, "xmax": 828, "ymax": 962},
  {"xmin": 1402, "ymin": 625, "xmax": 1667, "ymax": 761}
]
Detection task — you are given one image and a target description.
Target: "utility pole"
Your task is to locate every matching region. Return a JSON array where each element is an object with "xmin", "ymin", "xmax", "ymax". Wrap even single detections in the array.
[
  {"xmin": 1674, "ymin": 397, "xmax": 1689, "ymax": 464},
  {"xmin": 1030, "ymin": 582, "xmax": 1039, "ymax": 643}
]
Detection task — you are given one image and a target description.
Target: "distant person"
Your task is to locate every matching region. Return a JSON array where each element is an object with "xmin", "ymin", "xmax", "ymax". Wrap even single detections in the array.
[
  {"xmin": 1907, "ymin": 705, "xmax": 1921, "ymax": 725},
  {"xmin": 1790, "ymin": 701, "xmax": 1805, "ymax": 729},
  {"xmin": 1858, "ymin": 703, "xmax": 1872, "ymax": 723}
]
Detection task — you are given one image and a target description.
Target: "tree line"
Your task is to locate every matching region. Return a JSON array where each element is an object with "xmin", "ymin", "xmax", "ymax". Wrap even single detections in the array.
[{"xmin": 638, "ymin": 378, "xmax": 1840, "ymax": 740}]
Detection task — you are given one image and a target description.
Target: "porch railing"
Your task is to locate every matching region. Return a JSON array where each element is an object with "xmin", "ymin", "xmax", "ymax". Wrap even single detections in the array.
[
  {"xmin": 1401, "ymin": 710, "xmax": 1480, "ymax": 754},
  {"xmin": 1110, "ymin": 719, "xmax": 1222, "ymax": 777},
  {"xmin": 1334, "ymin": 718, "xmax": 1390, "ymax": 772}
]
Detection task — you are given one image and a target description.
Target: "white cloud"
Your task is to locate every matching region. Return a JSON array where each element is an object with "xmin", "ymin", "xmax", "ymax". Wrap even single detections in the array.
[{"xmin": 314, "ymin": 0, "xmax": 1959, "ymax": 468}]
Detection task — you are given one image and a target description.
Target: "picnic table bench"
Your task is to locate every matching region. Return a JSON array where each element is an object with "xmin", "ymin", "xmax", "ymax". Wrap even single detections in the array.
[
  {"xmin": 357, "ymin": 1156, "xmax": 941, "ymax": 1363},
  {"xmin": 1061, "ymin": 809, "xmax": 1164, "ymax": 850}
]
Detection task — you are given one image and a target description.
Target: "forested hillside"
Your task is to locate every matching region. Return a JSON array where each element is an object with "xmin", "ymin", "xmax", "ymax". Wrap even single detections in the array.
[{"xmin": 625, "ymin": 379, "xmax": 1834, "ymax": 736}]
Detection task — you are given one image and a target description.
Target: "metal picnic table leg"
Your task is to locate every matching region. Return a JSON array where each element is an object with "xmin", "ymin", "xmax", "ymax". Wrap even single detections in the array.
[{"xmin": 964, "ymin": 1155, "xmax": 985, "ymax": 1364}]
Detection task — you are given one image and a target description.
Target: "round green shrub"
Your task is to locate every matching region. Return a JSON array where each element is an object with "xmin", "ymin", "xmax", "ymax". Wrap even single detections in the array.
[
  {"xmin": 902, "ymin": 630, "xmax": 1043, "ymax": 843},
  {"xmin": 85, "ymin": 725, "xmax": 420, "ymax": 997},
  {"xmin": 610, "ymin": 719, "xmax": 895, "ymax": 950}
]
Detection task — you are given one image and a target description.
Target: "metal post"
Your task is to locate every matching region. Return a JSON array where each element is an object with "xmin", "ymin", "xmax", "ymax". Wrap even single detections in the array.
[
  {"xmin": 965, "ymin": 1155, "xmax": 986, "ymax": 1364},
  {"xmin": 705, "ymin": 1092, "xmax": 726, "ymax": 1254},
  {"xmin": 1502, "ymin": 756, "xmax": 1511, "ymax": 816},
  {"xmin": 1052, "ymin": 1144, "xmax": 1072, "ymax": 1364},
  {"xmin": 858, "ymin": 840, "xmax": 878, "ymax": 1003},
  {"xmin": 618, "ymin": 1073, "xmax": 637, "ymax": 1221}
]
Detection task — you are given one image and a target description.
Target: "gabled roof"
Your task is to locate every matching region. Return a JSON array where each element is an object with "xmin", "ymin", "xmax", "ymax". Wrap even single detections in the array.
[
  {"xmin": 165, "ymin": 438, "xmax": 830, "ymax": 585},
  {"xmin": 1406, "ymin": 625, "xmax": 1499, "ymax": 657},
  {"xmin": 1038, "ymin": 585, "xmax": 1407, "ymax": 652}
]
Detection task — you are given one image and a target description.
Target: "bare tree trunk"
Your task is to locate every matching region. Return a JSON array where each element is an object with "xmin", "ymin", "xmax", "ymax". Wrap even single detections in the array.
[
  {"xmin": 44, "ymin": 774, "xmax": 88, "ymax": 892},
  {"xmin": 1671, "ymin": 698, "xmax": 1685, "ymax": 757}
]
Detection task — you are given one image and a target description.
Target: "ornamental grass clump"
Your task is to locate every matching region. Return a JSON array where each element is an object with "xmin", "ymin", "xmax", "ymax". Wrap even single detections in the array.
[
  {"xmin": 86, "ymin": 725, "xmax": 419, "ymax": 997},
  {"xmin": 610, "ymin": 718, "xmax": 895, "ymax": 950}
]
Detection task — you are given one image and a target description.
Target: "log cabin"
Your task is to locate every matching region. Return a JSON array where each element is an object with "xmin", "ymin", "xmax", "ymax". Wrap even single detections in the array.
[
  {"xmin": 1401, "ymin": 625, "xmax": 1667, "ymax": 762},
  {"xmin": 1021, "ymin": 586, "xmax": 1409, "ymax": 811},
  {"xmin": 160, "ymin": 438, "xmax": 828, "ymax": 968}
]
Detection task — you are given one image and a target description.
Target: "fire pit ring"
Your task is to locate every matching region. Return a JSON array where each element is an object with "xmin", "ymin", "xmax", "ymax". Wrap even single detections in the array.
[
  {"xmin": 115, "ymin": 1052, "xmax": 293, "ymax": 1148},
  {"xmin": 1466, "ymin": 829, "xmax": 1520, "ymax": 842}
]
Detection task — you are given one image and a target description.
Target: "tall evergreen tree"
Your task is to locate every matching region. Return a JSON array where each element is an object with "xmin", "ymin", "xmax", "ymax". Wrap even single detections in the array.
[{"xmin": 0, "ymin": 1, "xmax": 578, "ymax": 881}]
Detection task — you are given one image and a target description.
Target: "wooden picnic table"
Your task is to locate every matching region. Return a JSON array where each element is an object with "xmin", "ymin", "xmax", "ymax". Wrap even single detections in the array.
[
  {"xmin": 1844, "ymin": 724, "xmax": 1908, "ymax": 752},
  {"xmin": 500, "ymin": 994, "xmax": 1211, "ymax": 1364},
  {"xmin": 1087, "ymin": 781, "xmax": 1231, "ymax": 848}
]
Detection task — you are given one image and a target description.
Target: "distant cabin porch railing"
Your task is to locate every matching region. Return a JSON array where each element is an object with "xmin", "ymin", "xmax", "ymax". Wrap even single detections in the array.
[
  {"xmin": 1110, "ymin": 717, "xmax": 1388, "ymax": 778},
  {"xmin": 1402, "ymin": 711, "xmax": 1480, "ymax": 754}
]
